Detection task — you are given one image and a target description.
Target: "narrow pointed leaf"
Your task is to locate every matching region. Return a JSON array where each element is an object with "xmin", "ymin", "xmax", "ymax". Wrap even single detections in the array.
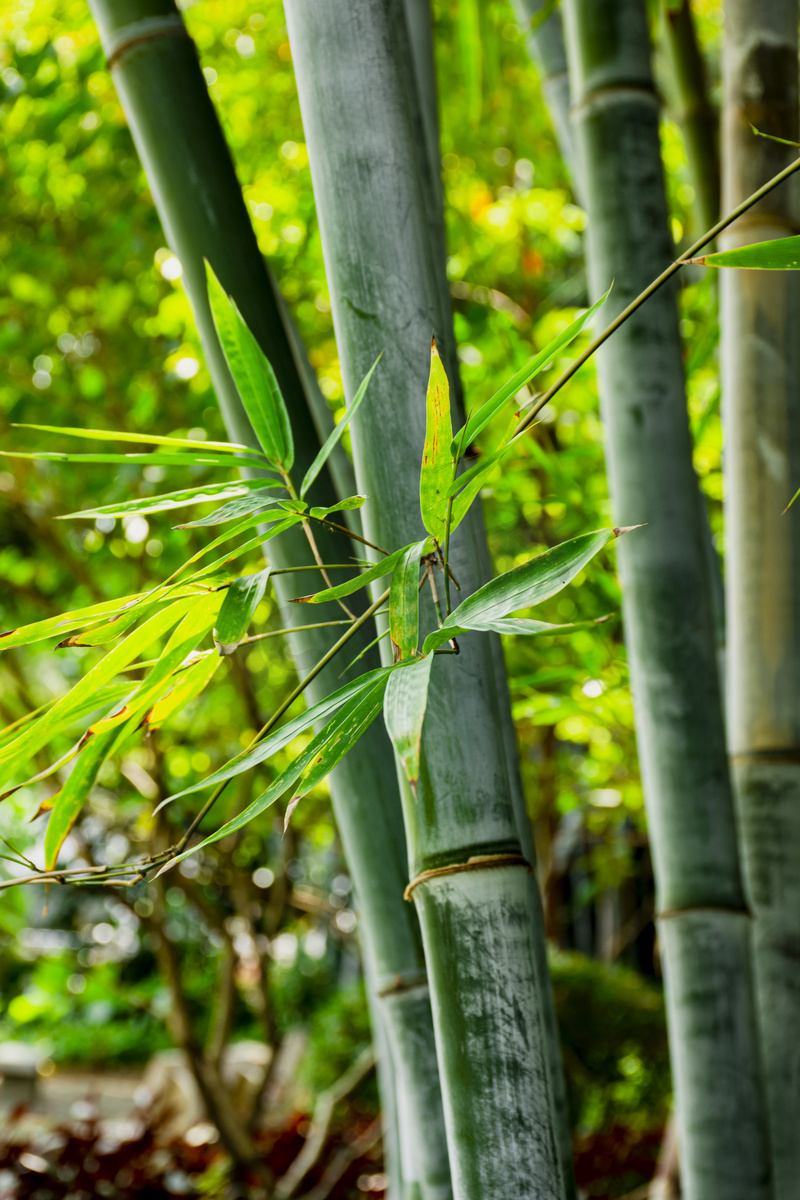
[
  {"xmin": 384, "ymin": 653, "xmax": 434, "ymax": 791},
  {"xmin": 691, "ymin": 235, "xmax": 800, "ymax": 270},
  {"xmin": 390, "ymin": 540, "xmax": 427, "ymax": 659},
  {"xmin": 159, "ymin": 664, "xmax": 397, "ymax": 807},
  {"xmin": 422, "ymin": 615, "xmax": 609, "ymax": 654},
  {"xmin": 452, "ymin": 288, "xmax": 610, "ymax": 453},
  {"xmin": 206, "ymin": 262, "xmax": 294, "ymax": 469},
  {"xmin": 0, "ymin": 599, "xmax": 196, "ymax": 774},
  {"xmin": 420, "ymin": 337, "xmax": 454, "ymax": 542},
  {"xmin": 90, "ymin": 594, "xmax": 223, "ymax": 733},
  {"xmin": 178, "ymin": 490, "xmax": 284, "ymax": 528},
  {"xmin": 60, "ymin": 479, "xmax": 274, "ymax": 521},
  {"xmin": 294, "ymin": 542, "xmax": 415, "ymax": 604},
  {"xmin": 44, "ymin": 729, "xmax": 117, "ymax": 870},
  {"xmin": 308, "ymin": 495, "xmax": 367, "ymax": 519},
  {"xmin": 0, "ymin": 450, "xmax": 264, "ymax": 468},
  {"xmin": 213, "ymin": 570, "xmax": 270, "ymax": 654},
  {"xmin": 300, "ymin": 353, "xmax": 382, "ymax": 496},
  {"xmin": 0, "ymin": 683, "xmax": 132, "ymax": 752},
  {"xmin": 11, "ymin": 424, "xmax": 256, "ymax": 455},
  {"xmin": 144, "ymin": 654, "xmax": 220, "ymax": 730},
  {"xmin": 420, "ymin": 529, "xmax": 619, "ymax": 654},
  {"xmin": 0, "ymin": 594, "xmax": 153, "ymax": 651}
]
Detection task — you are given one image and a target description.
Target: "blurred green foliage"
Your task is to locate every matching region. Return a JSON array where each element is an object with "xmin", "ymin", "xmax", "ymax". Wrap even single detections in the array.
[{"xmin": 0, "ymin": 0, "xmax": 725, "ymax": 1149}]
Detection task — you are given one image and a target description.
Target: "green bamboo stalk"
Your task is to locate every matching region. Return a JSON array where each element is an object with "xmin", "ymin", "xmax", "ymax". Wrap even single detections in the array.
[
  {"xmin": 720, "ymin": 3, "xmax": 800, "ymax": 1194},
  {"xmin": 561, "ymin": 3, "xmax": 772, "ymax": 1197},
  {"xmin": 659, "ymin": 0, "xmax": 720, "ymax": 237},
  {"xmin": 285, "ymin": 2, "xmax": 566, "ymax": 1196},
  {"xmin": 87, "ymin": 5, "xmax": 450, "ymax": 1196},
  {"xmin": 509, "ymin": 0, "xmax": 581, "ymax": 193}
]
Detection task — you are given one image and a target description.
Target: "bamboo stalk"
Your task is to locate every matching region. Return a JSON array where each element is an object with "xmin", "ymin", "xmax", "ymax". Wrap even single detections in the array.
[
  {"xmin": 285, "ymin": 1, "xmax": 566, "ymax": 1196},
  {"xmin": 720, "ymin": 2, "xmax": 800, "ymax": 1194},
  {"xmin": 561, "ymin": 2, "xmax": 772, "ymax": 1197},
  {"xmin": 87, "ymin": 5, "xmax": 451, "ymax": 1196},
  {"xmin": 659, "ymin": 0, "xmax": 720, "ymax": 237}
]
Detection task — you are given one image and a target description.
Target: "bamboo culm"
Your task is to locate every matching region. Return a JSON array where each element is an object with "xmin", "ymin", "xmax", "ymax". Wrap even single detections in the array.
[
  {"xmin": 87, "ymin": 4, "xmax": 451, "ymax": 1197},
  {"xmin": 561, "ymin": 2, "xmax": 772, "ymax": 1197},
  {"xmin": 721, "ymin": 2, "xmax": 800, "ymax": 1195},
  {"xmin": 285, "ymin": 1, "xmax": 566, "ymax": 1196}
]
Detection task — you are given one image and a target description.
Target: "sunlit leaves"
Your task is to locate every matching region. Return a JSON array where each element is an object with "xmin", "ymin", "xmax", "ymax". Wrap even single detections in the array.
[
  {"xmin": 44, "ymin": 729, "xmax": 118, "ymax": 871},
  {"xmin": 420, "ymin": 338, "xmax": 454, "ymax": 543},
  {"xmin": 691, "ymin": 235, "xmax": 800, "ymax": 270},
  {"xmin": 206, "ymin": 262, "xmax": 294, "ymax": 470}
]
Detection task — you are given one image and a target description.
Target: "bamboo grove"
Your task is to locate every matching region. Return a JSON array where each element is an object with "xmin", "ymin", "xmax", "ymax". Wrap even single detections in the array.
[{"xmin": 3, "ymin": 1, "xmax": 800, "ymax": 1198}]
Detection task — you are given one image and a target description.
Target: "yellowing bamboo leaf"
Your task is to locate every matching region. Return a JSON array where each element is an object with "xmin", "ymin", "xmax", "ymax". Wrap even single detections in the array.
[
  {"xmin": 420, "ymin": 337, "xmax": 454, "ymax": 543},
  {"xmin": 144, "ymin": 654, "xmax": 220, "ymax": 731}
]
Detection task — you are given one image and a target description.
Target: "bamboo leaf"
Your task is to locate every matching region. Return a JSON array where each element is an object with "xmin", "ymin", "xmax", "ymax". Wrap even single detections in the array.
[
  {"xmin": 90, "ymin": 594, "xmax": 223, "ymax": 734},
  {"xmin": 390, "ymin": 540, "xmax": 427, "ymax": 660},
  {"xmin": 206, "ymin": 262, "xmax": 294, "ymax": 470},
  {"xmin": 0, "ymin": 594, "xmax": 154, "ymax": 651},
  {"xmin": 293, "ymin": 542, "xmax": 415, "ymax": 604},
  {"xmin": 159, "ymin": 664, "xmax": 397, "ymax": 808},
  {"xmin": 162, "ymin": 674, "xmax": 392, "ymax": 864},
  {"xmin": 0, "ymin": 599, "xmax": 196, "ymax": 775},
  {"xmin": 420, "ymin": 337, "xmax": 454, "ymax": 543},
  {"xmin": 0, "ymin": 450, "xmax": 264, "ymax": 468},
  {"xmin": 452, "ymin": 288, "xmax": 610, "ymax": 453},
  {"xmin": 12, "ymin": 424, "xmax": 254, "ymax": 455},
  {"xmin": 308, "ymin": 496, "xmax": 367, "ymax": 519},
  {"xmin": 0, "ymin": 682, "xmax": 132, "ymax": 752},
  {"xmin": 60, "ymin": 479, "xmax": 275, "ymax": 521},
  {"xmin": 144, "ymin": 654, "xmax": 220, "ymax": 731},
  {"xmin": 420, "ymin": 529, "xmax": 621, "ymax": 655},
  {"xmin": 384, "ymin": 653, "xmax": 434, "ymax": 791},
  {"xmin": 284, "ymin": 677, "xmax": 389, "ymax": 828},
  {"xmin": 213, "ymin": 570, "xmax": 270, "ymax": 655},
  {"xmin": 690, "ymin": 235, "xmax": 800, "ymax": 270},
  {"xmin": 300, "ymin": 353, "xmax": 382, "ymax": 496},
  {"xmin": 44, "ymin": 729, "xmax": 117, "ymax": 871},
  {"xmin": 177, "ymin": 490, "xmax": 283, "ymax": 528},
  {"xmin": 422, "ymin": 615, "xmax": 610, "ymax": 654}
]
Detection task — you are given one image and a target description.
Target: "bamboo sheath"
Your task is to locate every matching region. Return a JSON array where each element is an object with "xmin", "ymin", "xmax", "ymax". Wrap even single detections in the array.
[
  {"xmin": 284, "ymin": 1, "xmax": 565, "ymax": 1196},
  {"xmin": 720, "ymin": 3, "xmax": 800, "ymax": 1194},
  {"xmin": 87, "ymin": 4, "xmax": 451, "ymax": 1196},
  {"xmin": 561, "ymin": 3, "xmax": 772, "ymax": 1197}
]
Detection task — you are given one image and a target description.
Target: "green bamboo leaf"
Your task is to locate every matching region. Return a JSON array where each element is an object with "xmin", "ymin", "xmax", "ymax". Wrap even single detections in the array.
[
  {"xmin": 90, "ymin": 594, "xmax": 223, "ymax": 734},
  {"xmin": 0, "ymin": 593, "xmax": 154, "ymax": 651},
  {"xmin": 185, "ymin": 514, "xmax": 305, "ymax": 582},
  {"xmin": 300, "ymin": 354, "xmax": 382, "ymax": 496},
  {"xmin": 452, "ymin": 288, "xmax": 610, "ymax": 454},
  {"xmin": 12, "ymin": 424, "xmax": 254, "ymax": 455},
  {"xmin": 0, "ymin": 682, "xmax": 132, "ymax": 753},
  {"xmin": 0, "ymin": 599, "xmax": 196, "ymax": 776},
  {"xmin": 177, "ymin": 490, "xmax": 283, "ymax": 528},
  {"xmin": 283, "ymin": 676, "xmax": 390, "ymax": 828},
  {"xmin": 60, "ymin": 479, "xmax": 274, "ymax": 521},
  {"xmin": 0, "ymin": 450, "xmax": 264, "ymax": 468},
  {"xmin": 420, "ymin": 337, "xmax": 454, "ymax": 543},
  {"xmin": 389, "ymin": 540, "xmax": 427, "ymax": 660},
  {"xmin": 213, "ymin": 570, "xmax": 270, "ymax": 654},
  {"xmin": 384, "ymin": 653, "xmax": 434, "ymax": 792},
  {"xmin": 144, "ymin": 654, "xmax": 220, "ymax": 731},
  {"xmin": 162, "ymin": 674, "xmax": 392, "ymax": 865},
  {"xmin": 159, "ymin": 664, "xmax": 397, "ymax": 808},
  {"xmin": 690, "ymin": 235, "xmax": 800, "ymax": 270},
  {"xmin": 206, "ymin": 261, "xmax": 294, "ymax": 470},
  {"xmin": 294, "ymin": 542, "xmax": 416, "ymax": 604},
  {"xmin": 422, "ymin": 615, "xmax": 610, "ymax": 654},
  {"xmin": 44, "ymin": 729, "xmax": 117, "ymax": 871},
  {"xmin": 420, "ymin": 529, "xmax": 622, "ymax": 654},
  {"xmin": 308, "ymin": 495, "xmax": 367, "ymax": 519}
]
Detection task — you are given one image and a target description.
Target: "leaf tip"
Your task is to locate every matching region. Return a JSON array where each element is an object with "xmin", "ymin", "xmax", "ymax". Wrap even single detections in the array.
[
  {"xmin": 430, "ymin": 334, "xmax": 439, "ymax": 357},
  {"xmin": 613, "ymin": 523, "xmax": 646, "ymax": 538}
]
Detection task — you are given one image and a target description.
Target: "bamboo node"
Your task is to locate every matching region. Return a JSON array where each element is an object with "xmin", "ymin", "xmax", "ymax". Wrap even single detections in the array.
[
  {"xmin": 103, "ymin": 15, "xmax": 189, "ymax": 70},
  {"xmin": 403, "ymin": 853, "xmax": 532, "ymax": 900}
]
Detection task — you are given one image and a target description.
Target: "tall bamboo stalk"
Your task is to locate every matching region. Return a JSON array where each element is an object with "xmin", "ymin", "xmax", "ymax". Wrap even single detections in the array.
[
  {"xmin": 285, "ymin": 2, "xmax": 566, "ymax": 1196},
  {"xmin": 660, "ymin": 0, "xmax": 720, "ymax": 237},
  {"xmin": 87, "ymin": 4, "xmax": 450, "ymax": 1196},
  {"xmin": 720, "ymin": 2, "xmax": 800, "ymax": 1194},
  {"xmin": 561, "ymin": 2, "xmax": 772, "ymax": 1197},
  {"xmin": 509, "ymin": 0, "xmax": 580, "ymax": 190}
]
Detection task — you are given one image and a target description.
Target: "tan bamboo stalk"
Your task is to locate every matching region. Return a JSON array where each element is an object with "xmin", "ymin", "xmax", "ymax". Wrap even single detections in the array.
[{"xmin": 720, "ymin": 2, "xmax": 800, "ymax": 1194}]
